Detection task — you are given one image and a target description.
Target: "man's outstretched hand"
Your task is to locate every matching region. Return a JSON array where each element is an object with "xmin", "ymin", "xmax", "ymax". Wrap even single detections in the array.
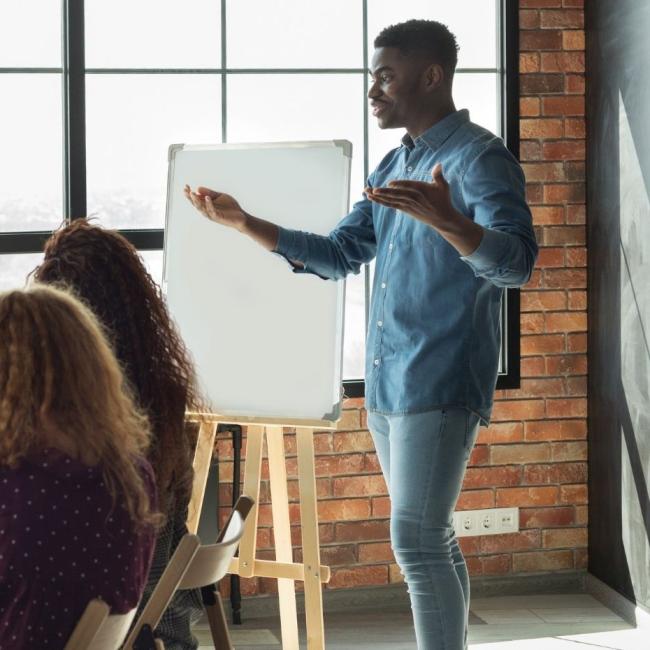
[{"xmin": 184, "ymin": 185, "xmax": 248, "ymax": 231}]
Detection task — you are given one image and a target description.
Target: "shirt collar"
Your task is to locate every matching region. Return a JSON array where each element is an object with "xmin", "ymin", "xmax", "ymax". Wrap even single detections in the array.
[{"xmin": 400, "ymin": 109, "xmax": 470, "ymax": 152}]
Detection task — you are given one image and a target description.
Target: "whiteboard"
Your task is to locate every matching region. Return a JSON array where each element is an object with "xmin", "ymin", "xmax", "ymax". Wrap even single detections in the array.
[{"xmin": 163, "ymin": 141, "xmax": 351, "ymax": 423}]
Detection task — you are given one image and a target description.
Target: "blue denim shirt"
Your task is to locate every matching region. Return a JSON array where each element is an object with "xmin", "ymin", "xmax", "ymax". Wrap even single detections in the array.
[{"xmin": 275, "ymin": 110, "xmax": 537, "ymax": 423}]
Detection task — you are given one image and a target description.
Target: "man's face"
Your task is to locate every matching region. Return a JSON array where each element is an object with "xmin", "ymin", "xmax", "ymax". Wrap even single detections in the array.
[{"xmin": 368, "ymin": 47, "xmax": 426, "ymax": 130}]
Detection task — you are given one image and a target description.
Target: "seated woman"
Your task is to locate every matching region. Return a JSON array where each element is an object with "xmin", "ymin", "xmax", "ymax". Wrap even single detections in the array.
[
  {"xmin": 0, "ymin": 285, "xmax": 158, "ymax": 647},
  {"xmin": 34, "ymin": 220, "xmax": 203, "ymax": 650}
]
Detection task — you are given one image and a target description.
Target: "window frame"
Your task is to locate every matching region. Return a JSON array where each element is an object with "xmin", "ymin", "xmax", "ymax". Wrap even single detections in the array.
[{"xmin": 0, "ymin": 0, "xmax": 521, "ymax": 395}]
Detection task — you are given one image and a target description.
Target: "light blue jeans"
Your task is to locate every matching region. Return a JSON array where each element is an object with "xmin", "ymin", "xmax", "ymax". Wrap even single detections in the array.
[{"xmin": 367, "ymin": 408, "xmax": 481, "ymax": 650}]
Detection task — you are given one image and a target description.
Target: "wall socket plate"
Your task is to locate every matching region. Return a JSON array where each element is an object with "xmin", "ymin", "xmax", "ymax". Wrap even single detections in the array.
[{"xmin": 453, "ymin": 507, "xmax": 519, "ymax": 537}]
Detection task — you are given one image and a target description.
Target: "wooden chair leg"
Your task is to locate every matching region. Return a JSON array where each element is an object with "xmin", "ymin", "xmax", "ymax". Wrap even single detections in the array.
[{"xmin": 205, "ymin": 593, "xmax": 234, "ymax": 650}]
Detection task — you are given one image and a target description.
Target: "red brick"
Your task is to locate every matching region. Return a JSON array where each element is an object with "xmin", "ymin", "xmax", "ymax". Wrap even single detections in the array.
[
  {"xmin": 544, "ymin": 268, "xmax": 586, "ymax": 289},
  {"xmin": 575, "ymin": 505, "xmax": 588, "ymax": 525},
  {"xmin": 523, "ymin": 462, "xmax": 587, "ymax": 484},
  {"xmin": 522, "ymin": 356, "xmax": 547, "ymax": 377},
  {"xmin": 389, "ymin": 563, "xmax": 404, "ymax": 583},
  {"xmin": 565, "ymin": 287, "xmax": 585, "ymax": 315},
  {"xmin": 513, "ymin": 549, "xmax": 573, "ymax": 572},
  {"xmin": 563, "ymin": 30, "xmax": 585, "ymax": 50},
  {"xmin": 333, "ymin": 431, "xmax": 374, "ymax": 452},
  {"xmin": 525, "ymin": 418, "xmax": 587, "ymax": 441},
  {"xmin": 358, "ymin": 542, "xmax": 394, "ymax": 563},
  {"xmin": 520, "ymin": 9, "xmax": 541, "ymax": 30},
  {"xmin": 520, "ymin": 52, "xmax": 541, "ymax": 73},
  {"xmin": 343, "ymin": 397, "xmax": 365, "ymax": 409},
  {"xmin": 295, "ymin": 544, "xmax": 356, "ymax": 567},
  {"xmin": 566, "ymin": 204, "xmax": 586, "ymax": 223},
  {"xmin": 336, "ymin": 409, "xmax": 361, "ymax": 430},
  {"xmin": 551, "ymin": 441, "xmax": 587, "ymax": 461},
  {"xmin": 560, "ymin": 483, "xmax": 588, "ymax": 504},
  {"xmin": 481, "ymin": 554, "xmax": 512, "ymax": 576},
  {"xmin": 543, "ymin": 527, "xmax": 587, "ymax": 548},
  {"xmin": 543, "ymin": 183, "xmax": 585, "ymax": 204},
  {"xmin": 542, "ymin": 141, "xmax": 585, "ymax": 160},
  {"xmin": 466, "ymin": 556, "xmax": 483, "ymax": 576},
  {"xmin": 332, "ymin": 475, "xmax": 387, "ymax": 497},
  {"xmin": 335, "ymin": 519, "xmax": 390, "ymax": 542},
  {"xmin": 315, "ymin": 454, "xmax": 365, "ymax": 477},
  {"xmin": 565, "ymin": 118, "xmax": 586, "ymax": 138},
  {"xmin": 318, "ymin": 498, "xmax": 371, "ymax": 522},
  {"xmin": 469, "ymin": 445, "xmax": 489, "ymax": 466},
  {"xmin": 567, "ymin": 332, "xmax": 587, "ymax": 352},
  {"xmin": 328, "ymin": 565, "xmax": 388, "ymax": 589},
  {"xmin": 520, "ymin": 73, "xmax": 565, "ymax": 94},
  {"xmin": 522, "ymin": 290, "xmax": 567, "ymax": 311},
  {"xmin": 536, "ymin": 248, "xmax": 565, "ymax": 269},
  {"xmin": 521, "ymin": 118, "xmax": 564, "ymax": 139},
  {"xmin": 491, "ymin": 443, "xmax": 551, "ymax": 465},
  {"xmin": 522, "ymin": 162, "xmax": 565, "ymax": 182},
  {"xmin": 521, "ymin": 140, "xmax": 542, "ymax": 160},
  {"xmin": 477, "ymin": 422, "xmax": 524, "ymax": 444},
  {"xmin": 463, "ymin": 466, "xmax": 523, "ymax": 489},
  {"xmin": 520, "ymin": 506, "xmax": 575, "ymax": 528},
  {"xmin": 575, "ymin": 548, "xmax": 589, "ymax": 569},
  {"xmin": 496, "ymin": 486, "xmax": 559, "ymax": 507},
  {"xmin": 521, "ymin": 334, "xmax": 565, "ymax": 355},
  {"xmin": 364, "ymin": 453, "xmax": 381, "ymax": 473},
  {"xmin": 565, "ymin": 74, "xmax": 585, "ymax": 94},
  {"xmin": 541, "ymin": 51, "xmax": 585, "ymax": 73},
  {"xmin": 521, "ymin": 97, "xmax": 541, "ymax": 117},
  {"xmin": 546, "ymin": 398, "xmax": 587, "ymax": 418},
  {"xmin": 567, "ymin": 376, "xmax": 587, "ymax": 396},
  {"xmin": 546, "ymin": 311, "xmax": 587, "ymax": 332},
  {"xmin": 491, "ymin": 399, "xmax": 546, "ymax": 421},
  {"xmin": 511, "ymin": 377, "xmax": 565, "ymax": 397},
  {"xmin": 458, "ymin": 537, "xmax": 481, "ymax": 556},
  {"xmin": 542, "ymin": 96, "xmax": 585, "ymax": 116},
  {"xmin": 540, "ymin": 9, "xmax": 584, "ymax": 28},
  {"xmin": 521, "ymin": 29, "xmax": 563, "ymax": 50},
  {"xmin": 567, "ymin": 161, "xmax": 585, "ymax": 181},
  {"xmin": 563, "ymin": 0, "xmax": 584, "ymax": 6},
  {"xmin": 526, "ymin": 184, "xmax": 544, "ymax": 204},
  {"xmin": 371, "ymin": 496, "xmax": 390, "ymax": 518},
  {"xmin": 526, "ymin": 268, "xmax": 544, "ymax": 288},
  {"xmin": 566, "ymin": 248, "xmax": 587, "ymax": 268},
  {"xmin": 457, "ymin": 489, "xmax": 495, "ymax": 510},
  {"xmin": 480, "ymin": 530, "xmax": 541, "ymax": 553},
  {"xmin": 522, "ymin": 312, "xmax": 546, "ymax": 334},
  {"xmin": 543, "ymin": 225, "xmax": 586, "ymax": 246},
  {"xmin": 521, "ymin": 0, "xmax": 561, "ymax": 7},
  {"xmin": 531, "ymin": 206, "xmax": 565, "ymax": 225}
]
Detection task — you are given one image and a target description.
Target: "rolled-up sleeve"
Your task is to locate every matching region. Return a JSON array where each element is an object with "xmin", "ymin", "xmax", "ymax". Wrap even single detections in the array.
[
  {"xmin": 274, "ymin": 191, "xmax": 377, "ymax": 281},
  {"xmin": 459, "ymin": 145, "xmax": 538, "ymax": 287}
]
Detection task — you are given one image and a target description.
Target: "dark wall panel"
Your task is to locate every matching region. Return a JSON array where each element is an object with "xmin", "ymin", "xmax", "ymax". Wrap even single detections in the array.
[{"xmin": 587, "ymin": 0, "xmax": 650, "ymax": 610}]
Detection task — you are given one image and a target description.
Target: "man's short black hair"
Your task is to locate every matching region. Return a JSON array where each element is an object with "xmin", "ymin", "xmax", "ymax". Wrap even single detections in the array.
[{"xmin": 374, "ymin": 19, "xmax": 459, "ymax": 82}]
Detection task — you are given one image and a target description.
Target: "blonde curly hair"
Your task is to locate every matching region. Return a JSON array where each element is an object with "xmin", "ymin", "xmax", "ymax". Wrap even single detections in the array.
[{"xmin": 0, "ymin": 284, "xmax": 160, "ymax": 526}]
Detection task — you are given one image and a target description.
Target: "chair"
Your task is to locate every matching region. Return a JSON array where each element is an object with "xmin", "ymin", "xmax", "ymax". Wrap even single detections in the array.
[
  {"xmin": 64, "ymin": 600, "xmax": 137, "ymax": 650},
  {"xmin": 124, "ymin": 495, "xmax": 254, "ymax": 650}
]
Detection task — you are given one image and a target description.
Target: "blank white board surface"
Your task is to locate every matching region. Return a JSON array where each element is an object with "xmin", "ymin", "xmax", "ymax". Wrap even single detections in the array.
[{"xmin": 163, "ymin": 141, "xmax": 351, "ymax": 423}]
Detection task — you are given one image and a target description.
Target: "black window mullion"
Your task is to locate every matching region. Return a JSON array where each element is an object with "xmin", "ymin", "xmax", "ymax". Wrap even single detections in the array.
[{"xmin": 62, "ymin": 0, "xmax": 86, "ymax": 221}]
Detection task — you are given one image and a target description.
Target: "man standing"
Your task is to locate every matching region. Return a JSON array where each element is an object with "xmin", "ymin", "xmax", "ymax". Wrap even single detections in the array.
[{"xmin": 186, "ymin": 19, "xmax": 537, "ymax": 650}]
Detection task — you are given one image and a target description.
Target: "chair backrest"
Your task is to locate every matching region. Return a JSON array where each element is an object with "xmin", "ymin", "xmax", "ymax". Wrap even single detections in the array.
[
  {"xmin": 65, "ymin": 600, "xmax": 137, "ymax": 650},
  {"xmin": 179, "ymin": 495, "xmax": 254, "ymax": 589},
  {"xmin": 122, "ymin": 533, "xmax": 201, "ymax": 650}
]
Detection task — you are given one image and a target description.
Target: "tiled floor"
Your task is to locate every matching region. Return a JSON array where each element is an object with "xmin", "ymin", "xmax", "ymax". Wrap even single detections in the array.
[{"xmin": 194, "ymin": 593, "xmax": 649, "ymax": 649}]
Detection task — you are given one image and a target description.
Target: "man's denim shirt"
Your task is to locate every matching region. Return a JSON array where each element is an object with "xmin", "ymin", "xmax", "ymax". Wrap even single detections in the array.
[{"xmin": 275, "ymin": 110, "xmax": 538, "ymax": 424}]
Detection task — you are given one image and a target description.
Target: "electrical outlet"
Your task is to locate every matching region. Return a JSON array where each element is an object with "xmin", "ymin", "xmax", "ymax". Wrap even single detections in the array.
[{"xmin": 454, "ymin": 507, "xmax": 519, "ymax": 537}]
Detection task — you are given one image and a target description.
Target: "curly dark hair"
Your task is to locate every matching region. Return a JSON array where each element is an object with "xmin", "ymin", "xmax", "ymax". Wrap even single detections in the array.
[
  {"xmin": 374, "ymin": 19, "xmax": 459, "ymax": 82},
  {"xmin": 33, "ymin": 220, "xmax": 200, "ymax": 512}
]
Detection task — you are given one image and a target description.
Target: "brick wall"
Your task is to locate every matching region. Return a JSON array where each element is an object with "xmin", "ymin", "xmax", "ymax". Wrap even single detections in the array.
[{"xmin": 216, "ymin": 0, "xmax": 587, "ymax": 597}]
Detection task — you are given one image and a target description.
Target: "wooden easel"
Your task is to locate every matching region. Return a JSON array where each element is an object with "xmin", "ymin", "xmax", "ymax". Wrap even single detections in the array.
[{"xmin": 187, "ymin": 413, "xmax": 336, "ymax": 650}]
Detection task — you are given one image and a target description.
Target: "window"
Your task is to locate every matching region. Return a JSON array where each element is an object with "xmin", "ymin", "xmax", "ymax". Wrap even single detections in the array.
[{"xmin": 0, "ymin": 0, "xmax": 520, "ymax": 393}]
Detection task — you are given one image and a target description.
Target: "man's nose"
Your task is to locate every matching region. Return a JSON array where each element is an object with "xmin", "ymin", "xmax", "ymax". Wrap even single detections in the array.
[{"xmin": 368, "ymin": 80, "xmax": 380, "ymax": 99}]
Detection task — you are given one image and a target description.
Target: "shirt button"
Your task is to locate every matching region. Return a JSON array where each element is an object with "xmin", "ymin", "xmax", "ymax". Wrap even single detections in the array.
[
  {"xmin": 381, "ymin": 282, "xmax": 387, "ymax": 289},
  {"xmin": 374, "ymin": 359, "xmax": 380, "ymax": 366},
  {"xmin": 407, "ymin": 166, "xmax": 413, "ymax": 172},
  {"xmin": 377, "ymin": 321, "xmax": 383, "ymax": 327},
  {"xmin": 388, "ymin": 243, "xmax": 393, "ymax": 250}
]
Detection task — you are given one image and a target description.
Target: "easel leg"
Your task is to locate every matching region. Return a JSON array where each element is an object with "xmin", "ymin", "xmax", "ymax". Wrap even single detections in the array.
[
  {"xmin": 238, "ymin": 425, "xmax": 264, "ymax": 578},
  {"xmin": 266, "ymin": 426, "xmax": 300, "ymax": 649},
  {"xmin": 296, "ymin": 428, "xmax": 326, "ymax": 650},
  {"xmin": 187, "ymin": 421, "xmax": 218, "ymax": 534}
]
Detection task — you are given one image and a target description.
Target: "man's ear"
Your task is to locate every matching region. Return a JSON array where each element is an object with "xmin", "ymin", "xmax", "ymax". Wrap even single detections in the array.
[{"xmin": 424, "ymin": 63, "xmax": 445, "ymax": 92}]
